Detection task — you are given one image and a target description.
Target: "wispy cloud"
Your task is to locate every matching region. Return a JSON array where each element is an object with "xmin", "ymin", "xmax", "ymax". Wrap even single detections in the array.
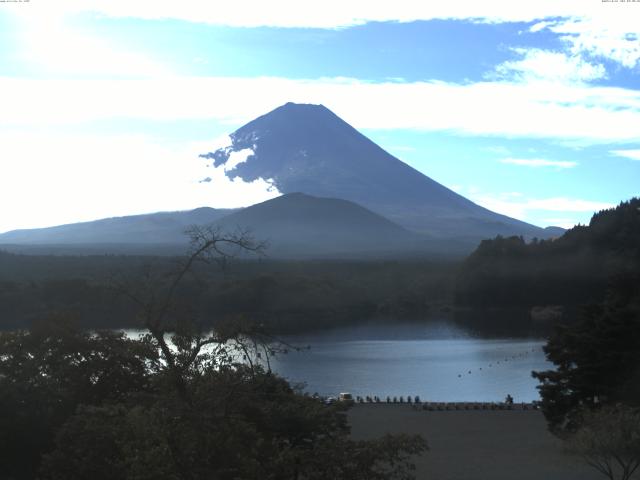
[
  {"xmin": 546, "ymin": 16, "xmax": 640, "ymax": 70},
  {"xmin": 525, "ymin": 197, "xmax": 614, "ymax": 212},
  {"xmin": 611, "ymin": 149, "xmax": 640, "ymax": 161},
  {"xmin": 2, "ymin": 76, "xmax": 639, "ymax": 145},
  {"xmin": 9, "ymin": 2, "xmax": 639, "ymax": 78},
  {"xmin": 491, "ymin": 48, "xmax": 606, "ymax": 84},
  {"xmin": 500, "ymin": 158, "xmax": 578, "ymax": 168},
  {"xmin": 468, "ymin": 191, "xmax": 614, "ymax": 227},
  {"xmin": 16, "ymin": 1, "xmax": 630, "ymax": 29}
]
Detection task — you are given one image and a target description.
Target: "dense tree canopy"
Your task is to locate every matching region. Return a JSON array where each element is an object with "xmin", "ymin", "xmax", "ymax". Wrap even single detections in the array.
[
  {"xmin": 0, "ymin": 317, "xmax": 158, "ymax": 480},
  {"xmin": 0, "ymin": 250, "xmax": 454, "ymax": 333},
  {"xmin": 532, "ymin": 274, "xmax": 640, "ymax": 434},
  {"xmin": 456, "ymin": 198, "xmax": 640, "ymax": 311},
  {"xmin": 0, "ymin": 317, "xmax": 426, "ymax": 480}
]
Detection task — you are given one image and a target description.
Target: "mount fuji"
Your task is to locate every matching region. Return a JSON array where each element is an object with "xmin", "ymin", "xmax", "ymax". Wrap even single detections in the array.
[{"xmin": 201, "ymin": 102, "xmax": 559, "ymax": 244}]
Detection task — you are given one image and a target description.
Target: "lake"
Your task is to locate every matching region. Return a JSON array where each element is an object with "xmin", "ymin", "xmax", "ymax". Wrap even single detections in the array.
[
  {"xmin": 125, "ymin": 319, "xmax": 553, "ymax": 403},
  {"xmin": 269, "ymin": 321, "xmax": 551, "ymax": 402}
]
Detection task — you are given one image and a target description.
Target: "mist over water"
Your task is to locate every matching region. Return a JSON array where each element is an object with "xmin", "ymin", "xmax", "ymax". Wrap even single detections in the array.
[{"xmin": 271, "ymin": 320, "xmax": 551, "ymax": 402}]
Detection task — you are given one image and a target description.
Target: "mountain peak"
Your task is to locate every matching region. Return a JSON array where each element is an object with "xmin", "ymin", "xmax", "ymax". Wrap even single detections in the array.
[
  {"xmin": 280, "ymin": 101, "xmax": 328, "ymax": 111},
  {"xmin": 198, "ymin": 103, "xmax": 554, "ymax": 244},
  {"xmin": 239, "ymin": 102, "xmax": 338, "ymax": 133}
]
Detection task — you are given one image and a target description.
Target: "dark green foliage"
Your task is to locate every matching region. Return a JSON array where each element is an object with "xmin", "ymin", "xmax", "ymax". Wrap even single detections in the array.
[
  {"xmin": 0, "ymin": 230, "xmax": 428, "ymax": 478},
  {"xmin": 0, "ymin": 319, "xmax": 426, "ymax": 480},
  {"xmin": 0, "ymin": 317, "xmax": 157, "ymax": 480},
  {"xmin": 456, "ymin": 198, "xmax": 640, "ymax": 310},
  {"xmin": 0, "ymin": 254, "xmax": 455, "ymax": 333},
  {"xmin": 532, "ymin": 274, "xmax": 640, "ymax": 435}
]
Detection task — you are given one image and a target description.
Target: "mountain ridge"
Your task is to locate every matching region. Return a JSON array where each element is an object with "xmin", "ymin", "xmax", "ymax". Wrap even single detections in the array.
[
  {"xmin": 0, "ymin": 193, "xmax": 445, "ymax": 258},
  {"xmin": 0, "ymin": 207, "xmax": 236, "ymax": 245}
]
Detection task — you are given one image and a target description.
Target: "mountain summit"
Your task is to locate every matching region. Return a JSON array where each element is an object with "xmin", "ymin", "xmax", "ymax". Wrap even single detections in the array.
[{"xmin": 201, "ymin": 102, "xmax": 556, "ymax": 243}]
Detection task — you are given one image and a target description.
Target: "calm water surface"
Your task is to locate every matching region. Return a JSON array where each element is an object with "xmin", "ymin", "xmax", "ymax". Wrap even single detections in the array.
[
  {"xmin": 269, "ymin": 321, "xmax": 551, "ymax": 402},
  {"xmin": 124, "ymin": 320, "xmax": 552, "ymax": 402}
]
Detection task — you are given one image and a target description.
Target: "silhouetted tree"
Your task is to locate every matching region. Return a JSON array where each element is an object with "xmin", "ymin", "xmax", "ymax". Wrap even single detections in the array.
[
  {"xmin": 566, "ymin": 405, "xmax": 640, "ymax": 480},
  {"xmin": 0, "ymin": 316, "xmax": 157, "ymax": 480},
  {"xmin": 533, "ymin": 274, "xmax": 640, "ymax": 434}
]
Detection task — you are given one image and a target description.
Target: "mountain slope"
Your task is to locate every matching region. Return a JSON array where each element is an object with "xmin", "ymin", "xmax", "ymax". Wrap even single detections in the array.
[
  {"xmin": 216, "ymin": 193, "xmax": 427, "ymax": 257},
  {"xmin": 0, "ymin": 208, "xmax": 236, "ymax": 245},
  {"xmin": 201, "ymin": 102, "xmax": 559, "ymax": 241},
  {"xmin": 0, "ymin": 194, "xmax": 436, "ymax": 258}
]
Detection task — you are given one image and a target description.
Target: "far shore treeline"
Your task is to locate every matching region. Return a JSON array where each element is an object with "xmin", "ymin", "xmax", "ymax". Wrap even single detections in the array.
[{"xmin": 0, "ymin": 198, "xmax": 638, "ymax": 335}]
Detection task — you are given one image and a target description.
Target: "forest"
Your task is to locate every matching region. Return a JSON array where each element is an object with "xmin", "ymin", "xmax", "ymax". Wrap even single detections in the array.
[
  {"xmin": 455, "ymin": 198, "xmax": 640, "ymax": 312},
  {"xmin": 0, "ymin": 252, "xmax": 455, "ymax": 333}
]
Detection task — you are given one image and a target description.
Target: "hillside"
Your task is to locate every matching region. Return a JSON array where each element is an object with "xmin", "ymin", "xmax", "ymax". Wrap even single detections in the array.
[
  {"xmin": 0, "ymin": 194, "xmax": 443, "ymax": 258},
  {"xmin": 0, "ymin": 208, "xmax": 236, "ymax": 247},
  {"xmin": 455, "ymin": 198, "xmax": 640, "ymax": 309},
  {"xmin": 216, "ymin": 192, "xmax": 429, "ymax": 257}
]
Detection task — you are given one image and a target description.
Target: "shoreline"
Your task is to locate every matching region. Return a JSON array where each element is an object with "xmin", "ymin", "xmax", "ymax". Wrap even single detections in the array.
[{"xmin": 343, "ymin": 400, "xmax": 537, "ymax": 410}]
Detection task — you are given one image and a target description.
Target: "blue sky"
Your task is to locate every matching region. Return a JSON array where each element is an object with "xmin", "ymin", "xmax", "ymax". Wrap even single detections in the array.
[{"xmin": 1, "ymin": 1, "xmax": 639, "ymax": 232}]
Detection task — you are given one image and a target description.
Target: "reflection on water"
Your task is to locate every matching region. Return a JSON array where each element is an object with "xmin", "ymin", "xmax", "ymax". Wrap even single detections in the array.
[
  {"xmin": 124, "ymin": 320, "xmax": 552, "ymax": 402},
  {"xmin": 270, "ymin": 321, "xmax": 551, "ymax": 402}
]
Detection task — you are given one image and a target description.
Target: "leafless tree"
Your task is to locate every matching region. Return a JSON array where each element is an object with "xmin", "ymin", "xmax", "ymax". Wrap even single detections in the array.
[
  {"xmin": 111, "ymin": 225, "xmax": 289, "ymax": 399},
  {"xmin": 567, "ymin": 405, "xmax": 640, "ymax": 480}
]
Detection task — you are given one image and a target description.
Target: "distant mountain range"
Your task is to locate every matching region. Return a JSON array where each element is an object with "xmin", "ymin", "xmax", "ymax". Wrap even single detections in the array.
[
  {"xmin": 0, "ymin": 102, "xmax": 565, "ymax": 258},
  {"xmin": 0, "ymin": 194, "xmax": 449, "ymax": 258},
  {"xmin": 0, "ymin": 207, "xmax": 235, "ymax": 245}
]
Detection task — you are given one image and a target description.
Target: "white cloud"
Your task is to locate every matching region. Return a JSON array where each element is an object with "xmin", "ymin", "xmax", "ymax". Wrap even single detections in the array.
[
  {"xmin": 468, "ymin": 191, "xmax": 614, "ymax": 227},
  {"xmin": 525, "ymin": 197, "xmax": 613, "ymax": 212},
  {"xmin": 500, "ymin": 158, "xmax": 578, "ymax": 168},
  {"xmin": 10, "ymin": 0, "xmax": 639, "ymax": 76},
  {"xmin": 529, "ymin": 20, "xmax": 559, "ymax": 33},
  {"xmin": 541, "ymin": 218, "xmax": 579, "ymax": 229},
  {"xmin": 492, "ymin": 48, "xmax": 606, "ymax": 83},
  {"xmin": 549, "ymin": 16, "xmax": 640, "ymax": 70},
  {"xmin": 224, "ymin": 148, "xmax": 255, "ymax": 172},
  {"xmin": 10, "ymin": 0, "xmax": 623, "ymax": 29},
  {"xmin": 611, "ymin": 149, "xmax": 640, "ymax": 161},
  {"xmin": 12, "ymin": 6, "xmax": 168, "ymax": 78},
  {"xmin": 1, "ymin": 76, "xmax": 639, "ymax": 145},
  {"xmin": 0, "ymin": 131, "xmax": 280, "ymax": 233}
]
